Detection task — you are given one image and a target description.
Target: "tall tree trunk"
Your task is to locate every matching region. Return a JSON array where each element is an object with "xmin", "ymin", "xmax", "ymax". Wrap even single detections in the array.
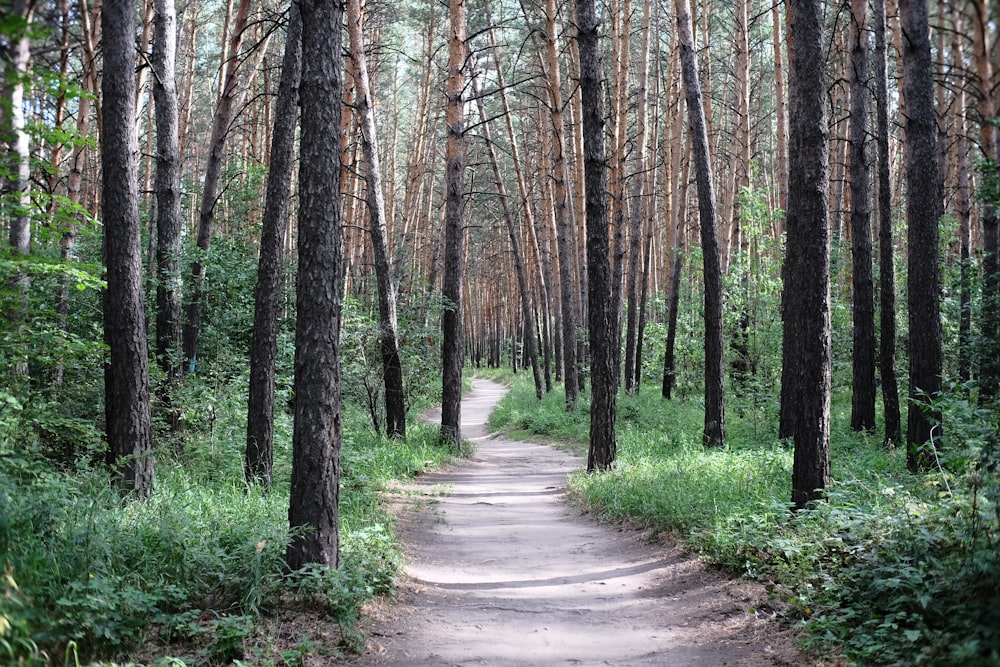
[
  {"xmin": 152, "ymin": 0, "xmax": 183, "ymax": 425},
  {"xmin": 634, "ymin": 53, "xmax": 661, "ymax": 391},
  {"xmin": 849, "ymin": 0, "xmax": 876, "ymax": 432},
  {"xmin": 2, "ymin": 0, "xmax": 34, "ymax": 378},
  {"xmin": 721, "ymin": 0, "xmax": 751, "ymax": 273},
  {"xmin": 102, "ymin": 0, "xmax": 155, "ymax": 500},
  {"xmin": 780, "ymin": 0, "xmax": 831, "ymax": 509},
  {"xmin": 623, "ymin": 0, "xmax": 652, "ymax": 395},
  {"xmin": 347, "ymin": 0, "xmax": 406, "ymax": 437},
  {"xmin": 183, "ymin": 0, "xmax": 252, "ymax": 371},
  {"xmin": 287, "ymin": 0, "xmax": 344, "ymax": 571},
  {"xmin": 954, "ymin": 2, "xmax": 973, "ymax": 385},
  {"xmin": 663, "ymin": 136, "xmax": 691, "ymax": 401},
  {"xmin": 177, "ymin": 0, "xmax": 199, "ymax": 170},
  {"xmin": 900, "ymin": 0, "xmax": 942, "ymax": 470},
  {"xmin": 674, "ymin": 0, "xmax": 725, "ymax": 448},
  {"xmin": 541, "ymin": 0, "xmax": 579, "ymax": 407},
  {"xmin": 439, "ymin": 0, "xmax": 467, "ymax": 449},
  {"xmin": 972, "ymin": 0, "xmax": 1000, "ymax": 399},
  {"xmin": 246, "ymin": 3, "xmax": 301, "ymax": 488},
  {"xmin": 772, "ymin": 1, "xmax": 789, "ymax": 217},
  {"xmin": 577, "ymin": 0, "xmax": 616, "ymax": 471},
  {"xmin": 873, "ymin": 0, "xmax": 901, "ymax": 446}
]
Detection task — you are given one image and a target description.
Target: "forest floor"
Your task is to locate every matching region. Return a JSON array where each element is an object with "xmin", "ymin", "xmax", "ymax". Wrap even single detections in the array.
[{"xmin": 345, "ymin": 379, "xmax": 825, "ymax": 667}]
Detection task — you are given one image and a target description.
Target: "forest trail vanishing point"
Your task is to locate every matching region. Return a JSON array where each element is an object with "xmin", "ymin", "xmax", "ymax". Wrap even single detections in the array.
[{"xmin": 355, "ymin": 379, "xmax": 819, "ymax": 667}]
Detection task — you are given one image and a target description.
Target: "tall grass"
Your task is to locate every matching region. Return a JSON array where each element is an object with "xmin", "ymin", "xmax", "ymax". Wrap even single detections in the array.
[{"xmin": 0, "ymin": 375, "xmax": 457, "ymax": 665}]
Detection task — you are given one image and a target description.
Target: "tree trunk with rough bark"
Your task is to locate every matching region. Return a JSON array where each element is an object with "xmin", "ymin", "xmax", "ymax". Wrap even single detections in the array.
[
  {"xmin": 102, "ymin": 0, "xmax": 155, "ymax": 500},
  {"xmin": 780, "ymin": 0, "xmax": 831, "ymax": 509},
  {"xmin": 541, "ymin": 0, "xmax": 579, "ymax": 408},
  {"xmin": 246, "ymin": 3, "xmax": 301, "ymax": 488},
  {"xmin": 439, "ymin": 0, "xmax": 467, "ymax": 449},
  {"xmin": 849, "ymin": 0, "xmax": 876, "ymax": 433},
  {"xmin": 623, "ymin": 0, "xmax": 652, "ymax": 396},
  {"xmin": 287, "ymin": 0, "xmax": 344, "ymax": 571},
  {"xmin": 900, "ymin": 0, "xmax": 942, "ymax": 471},
  {"xmin": 577, "ymin": 0, "xmax": 616, "ymax": 471},
  {"xmin": 873, "ymin": 0, "xmax": 901, "ymax": 446},
  {"xmin": 152, "ymin": 0, "xmax": 183, "ymax": 419},
  {"xmin": 674, "ymin": 0, "xmax": 725, "ymax": 448},
  {"xmin": 972, "ymin": 0, "xmax": 1000, "ymax": 399},
  {"xmin": 3, "ymin": 0, "xmax": 34, "ymax": 378}
]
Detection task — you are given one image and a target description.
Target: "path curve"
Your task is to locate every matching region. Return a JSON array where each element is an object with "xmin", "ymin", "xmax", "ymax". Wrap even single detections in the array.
[{"xmin": 357, "ymin": 379, "xmax": 814, "ymax": 667}]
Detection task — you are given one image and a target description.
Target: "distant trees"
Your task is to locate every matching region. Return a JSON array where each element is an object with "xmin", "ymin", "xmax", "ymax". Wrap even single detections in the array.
[
  {"xmin": 346, "ymin": 0, "xmax": 406, "ymax": 438},
  {"xmin": 873, "ymin": 0, "xmax": 901, "ymax": 447},
  {"xmin": 6, "ymin": 0, "xmax": 1000, "ymax": 540}
]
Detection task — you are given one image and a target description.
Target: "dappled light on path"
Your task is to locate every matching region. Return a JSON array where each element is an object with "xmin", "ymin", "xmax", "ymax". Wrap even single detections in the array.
[{"xmin": 357, "ymin": 380, "xmax": 814, "ymax": 667}]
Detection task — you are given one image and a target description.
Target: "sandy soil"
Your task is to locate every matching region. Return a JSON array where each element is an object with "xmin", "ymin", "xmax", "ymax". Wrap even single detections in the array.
[{"xmin": 354, "ymin": 379, "xmax": 822, "ymax": 667}]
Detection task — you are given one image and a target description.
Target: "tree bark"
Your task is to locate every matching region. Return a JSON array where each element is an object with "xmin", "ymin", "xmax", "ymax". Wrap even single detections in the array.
[
  {"xmin": 578, "ymin": 0, "xmax": 616, "ymax": 471},
  {"xmin": 780, "ymin": 0, "xmax": 831, "ymax": 509},
  {"xmin": 287, "ymin": 0, "xmax": 344, "ymax": 571},
  {"xmin": 972, "ymin": 0, "xmax": 1000, "ymax": 399},
  {"xmin": 873, "ymin": 0, "xmax": 901, "ymax": 446},
  {"xmin": 246, "ymin": 3, "xmax": 301, "ymax": 488},
  {"xmin": 541, "ymin": 0, "xmax": 579, "ymax": 408},
  {"xmin": 152, "ymin": 0, "xmax": 184, "ymax": 418},
  {"xmin": 102, "ymin": 0, "xmax": 155, "ymax": 500},
  {"xmin": 2, "ymin": 0, "xmax": 34, "ymax": 378},
  {"xmin": 439, "ymin": 0, "xmax": 467, "ymax": 449},
  {"xmin": 772, "ymin": 1, "xmax": 789, "ymax": 217},
  {"xmin": 900, "ymin": 0, "xmax": 942, "ymax": 471},
  {"xmin": 347, "ymin": 0, "xmax": 406, "ymax": 437},
  {"xmin": 849, "ymin": 0, "xmax": 876, "ymax": 433},
  {"xmin": 674, "ymin": 0, "xmax": 725, "ymax": 447},
  {"xmin": 663, "ymin": 135, "xmax": 690, "ymax": 401}
]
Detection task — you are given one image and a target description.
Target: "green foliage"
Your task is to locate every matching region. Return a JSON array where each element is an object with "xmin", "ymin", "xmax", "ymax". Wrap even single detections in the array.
[
  {"xmin": 723, "ymin": 184, "xmax": 784, "ymax": 421},
  {"xmin": 976, "ymin": 158, "xmax": 1000, "ymax": 208},
  {"xmin": 0, "ymin": 358, "xmax": 454, "ymax": 664}
]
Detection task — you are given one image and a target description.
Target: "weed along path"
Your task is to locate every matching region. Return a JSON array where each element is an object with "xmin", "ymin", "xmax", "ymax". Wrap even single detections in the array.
[{"xmin": 356, "ymin": 379, "xmax": 816, "ymax": 667}]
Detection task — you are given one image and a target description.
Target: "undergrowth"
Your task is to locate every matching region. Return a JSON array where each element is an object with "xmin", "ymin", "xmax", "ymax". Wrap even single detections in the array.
[
  {"xmin": 0, "ymin": 374, "xmax": 456, "ymax": 666},
  {"xmin": 490, "ymin": 378, "xmax": 1000, "ymax": 667}
]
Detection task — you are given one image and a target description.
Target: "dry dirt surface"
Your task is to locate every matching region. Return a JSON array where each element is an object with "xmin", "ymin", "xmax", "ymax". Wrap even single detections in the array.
[{"xmin": 354, "ymin": 379, "xmax": 822, "ymax": 667}]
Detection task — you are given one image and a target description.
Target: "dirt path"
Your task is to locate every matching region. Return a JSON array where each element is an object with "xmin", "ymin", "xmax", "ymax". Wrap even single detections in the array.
[{"xmin": 357, "ymin": 380, "xmax": 817, "ymax": 667}]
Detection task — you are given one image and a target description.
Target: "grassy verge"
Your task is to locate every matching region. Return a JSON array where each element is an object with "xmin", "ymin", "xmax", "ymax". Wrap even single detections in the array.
[
  {"xmin": 0, "ymin": 377, "xmax": 457, "ymax": 666},
  {"xmin": 490, "ymin": 377, "xmax": 999, "ymax": 667}
]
